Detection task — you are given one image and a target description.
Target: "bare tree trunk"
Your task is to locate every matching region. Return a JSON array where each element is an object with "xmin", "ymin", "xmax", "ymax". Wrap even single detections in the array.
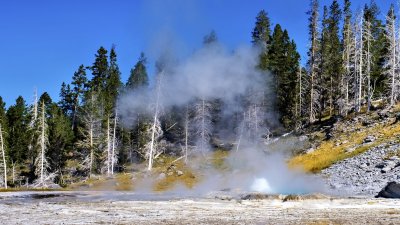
[
  {"xmin": 200, "ymin": 99, "xmax": 206, "ymax": 152},
  {"xmin": 148, "ymin": 71, "xmax": 163, "ymax": 171},
  {"xmin": 12, "ymin": 161, "xmax": 15, "ymax": 185},
  {"xmin": 308, "ymin": 0, "xmax": 319, "ymax": 123},
  {"xmin": 355, "ymin": 13, "xmax": 364, "ymax": 113},
  {"xmin": 111, "ymin": 110, "xmax": 117, "ymax": 175},
  {"xmin": 89, "ymin": 123, "xmax": 93, "ymax": 178},
  {"xmin": 365, "ymin": 21, "xmax": 372, "ymax": 112},
  {"xmin": 72, "ymin": 103, "xmax": 77, "ymax": 130},
  {"xmin": 106, "ymin": 117, "xmax": 110, "ymax": 176},
  {"xmin": 184, "ymin": 105, "xmax": 189, "ymax": 164},
  {"xmin": 297, "ymin": 65, "xmax": 302, "ymax": 118},
  {"xmin": 40, "ymin": 102, "xmax": 45, "ymax": 185},
  {"xmin": 0, "ymin": 124, "xmax": 7, "ymax": 189}
]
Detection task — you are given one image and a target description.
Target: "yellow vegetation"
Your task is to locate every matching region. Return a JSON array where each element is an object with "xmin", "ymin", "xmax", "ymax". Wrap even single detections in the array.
[
  {"xmin": 210, "ymin": 149, "xmax": 230, "ymax": 170},
  {"xmin": 153, "ymin": 155, "xmax": 199, "ymax": 192},
  {"xmin": 289, "ymin": 119, "xmax": 400, "ymax": 173}
]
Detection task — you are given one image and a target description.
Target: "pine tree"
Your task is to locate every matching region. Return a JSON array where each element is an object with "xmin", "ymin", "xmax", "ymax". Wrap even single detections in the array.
[
  {"xmin": 326, "ymin": 0, "xmax": 342, "ymax": 116},
  {"xmin": 307, "ymin": 0, "xmax": 320, "ymax": 123},
  {"xmin": 268, "ymin": 25, "xmax": 300, "ymax": 127},
  {"xmin": 126, "ymin": 53, "xmax": 149, "ymax": 90},
  {"xmin": 252, "ymin": 10, "xmax": 272, "ymax": 71},
  {"xmin": 104, "ymin": 45, "xmax": 122, "ymax": 116},
  {"xmin": 47, "ymin": 103, "xmax": 74, "ymax": 180},
  {"xmin": 71, "ymin": 65, "xmax": 88, "ymax": 130},
  {"xmin": 124, "ymin": 53, "xmax": 150, "ymax": 164},
  {"xmin": 90, "ymin": 47, "xmax": 109, "ymax": 93},
  {"xmin": 59, "ymin": 82, "xmax": 73, "ymax": 116},
  {"xmin": 252, "ymin": 10, "xmax": 271, "ymax": 49},
  {"xmin": 6, "ymin": 97, "xmax": 29, "ymax": 167},
  {"xmin": 365, "ymin": 1, "xmax": 387, "ymax": 100},
  {"xmin": 319, "ymin": 6, "xmax": 329, "ymax": 119},
  {"xmin": 203, "ymin": 30, "xmax": 218, "ymax": 45}
]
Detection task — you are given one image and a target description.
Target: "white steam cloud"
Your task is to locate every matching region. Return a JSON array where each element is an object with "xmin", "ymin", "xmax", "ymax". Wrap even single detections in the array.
[
  {"xmin": 117, "ymin": 29, "xmax": 324, "ymax": 194},
  {"xmin": 118, "ymin": 44, "xmax": 266, "ymax": 125}
]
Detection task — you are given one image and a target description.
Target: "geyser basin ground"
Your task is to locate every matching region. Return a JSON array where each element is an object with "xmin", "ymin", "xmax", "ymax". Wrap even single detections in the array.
[{"xmin": 1, "ymin": 191, "xmax": 399, "ymax": 224}]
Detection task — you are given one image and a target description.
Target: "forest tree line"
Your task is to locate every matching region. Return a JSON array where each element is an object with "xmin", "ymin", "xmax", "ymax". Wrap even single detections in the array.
[{"xmin": 0, "ymin": 0, "xmax": 399, "ymax": 188}]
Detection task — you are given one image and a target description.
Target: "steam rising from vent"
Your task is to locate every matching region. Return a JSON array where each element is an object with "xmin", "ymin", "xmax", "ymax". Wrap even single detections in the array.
[
  {"xmin": 118, "ymin": 42, "xmax": 324, "ymax": 194},
  {"xmin": 118, "ymin": 44, "xmax": 268, "ymax": 123},
  {"xmin": 251, "ymin": 178, "xmax": 273, "ymax": 193}
]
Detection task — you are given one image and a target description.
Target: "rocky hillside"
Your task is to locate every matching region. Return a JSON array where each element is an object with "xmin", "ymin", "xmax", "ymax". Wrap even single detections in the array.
[{"xmin": 290, "ymin": 105, "xmax": 400, "ymax": 196}]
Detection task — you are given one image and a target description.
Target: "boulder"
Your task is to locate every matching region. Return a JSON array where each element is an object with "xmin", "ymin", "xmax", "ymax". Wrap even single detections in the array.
[
  {"xmin": 376, "ymin": 182, "xmax": 400, "ymax": 198},
  {"xmin": 363, "ymin": 136, "xmax": 376, "ymax": 144}
]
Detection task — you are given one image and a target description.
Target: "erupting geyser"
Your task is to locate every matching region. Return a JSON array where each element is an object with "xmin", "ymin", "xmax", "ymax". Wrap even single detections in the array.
[{"xmin": 251, "ymin": 178, "xmax": 273, "ymax": 193}]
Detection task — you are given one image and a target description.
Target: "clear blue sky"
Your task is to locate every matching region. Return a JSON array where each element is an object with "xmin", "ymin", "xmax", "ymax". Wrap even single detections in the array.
[{"xmin": 0, "ymin": 0, "xmax": 392, "ymax": 107}]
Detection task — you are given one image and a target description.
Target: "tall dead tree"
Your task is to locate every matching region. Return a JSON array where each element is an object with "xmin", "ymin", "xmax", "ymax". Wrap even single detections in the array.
[
  {"xmin": 193, "ymin": 98, "xmax": 212, "ymax": 154},
  {"xmin": 354, "ymin": 12, "xmax": 364, "ymax": 113},
  {"xmin": 307, "ymin": 0, "xmax": 320, "ymax": 123},
  {"xmin": 364, "ymin": 19, "xmax": 373, "ymax": 111},
  {"xmin": 341, "ymin": 0, "xmax": 354, "ymax": 115},
  {"xmin": 0, "ymin": 124, "xmax": 7, "ymax": 189},
  {"xmin": 111, "ymin": 110, "xmax": 118, "ymax": 175},
  {"xmin": 34, "ymin": 101, "xmax": 52, "ymax": 187},
  {"xmin": 77, "ymin": 93, "xmax": 101, "ymax": 178},
  {"xmin": 385, "ymin": 5, "xmax": 399, "ymax": 106},
  {"xmin": 147, "ymin": 71, "xmax": 164, "ymax": 171},
  {"xmin": 183, "ymin": 105, "xmax": 190, "ymax": 163}
]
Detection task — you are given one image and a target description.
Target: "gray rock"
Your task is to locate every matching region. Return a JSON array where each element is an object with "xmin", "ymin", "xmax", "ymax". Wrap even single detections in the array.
[
  {"xmin": 176, "ymin": 170, "xmax": 184, "ymax": 176},
  {"xmin": 306, "ymin": 147, "xmax": 315, "ymax": 154},
  {"xmin": 376, "ymin": 182, "xmax": 400, "ymax": 198},
  {"xmin": 363, "ymin": 136, "xmax": 376, "ymax": 144}
]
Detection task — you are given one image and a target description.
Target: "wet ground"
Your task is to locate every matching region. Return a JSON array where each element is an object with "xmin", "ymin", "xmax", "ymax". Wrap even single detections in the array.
[{"xmin": 0, "ymin": 191, "xmax": 399, "ymax": 224}]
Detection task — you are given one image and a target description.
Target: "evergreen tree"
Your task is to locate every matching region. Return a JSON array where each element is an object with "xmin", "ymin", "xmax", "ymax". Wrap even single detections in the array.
[
  {"xmin": 126, "ymin": 53, "xmax": 149, "ymax": 90},
  {"xmin": 268, "ymin": 25, "xmax": 300, "ymax": 127},
  {"xmin": 307, "ymin": 0, "xmax": 320, "ymax": 123},
  {"xmin": 364, "ymin": 1, "xmax": 387, "ymax": 99},
  {"xmin": 319, "ymin": 6, "xmax": 329, "ymax": 119},
  {"xmin": 252, "ymin": 10, "xmax": 271, "ymax": 49},
  {"xmin": 325, "ymin": 0, "xmax": 342, "ymax": 116},
  {"xmin": 90, "ymin": 47, "xmax": 109, "ymax": 93},
  {"xmin": 6, "ymin": 97, "xmax": 29, "ymax": 166},
  {"xmin": 104, "ymin": 45, "xmax": 122, "ymax": 115},
  {"xmin": 71, "ymin": 64, "xmax": 88, "ymax": 130},
  {"xmin": 47, "ymin": 103, "xmax": 74, "ymax": 180},
  {"xmin": 203, "ymin": 30, "xmax": 218, "ymax": 45},
  {"xmin": 59, "ymin": 82, "xmax": 73, "ymax": 117},
  {"xmin": 124, "ymin": 52, "xmax": 149, "ymax": 164}
]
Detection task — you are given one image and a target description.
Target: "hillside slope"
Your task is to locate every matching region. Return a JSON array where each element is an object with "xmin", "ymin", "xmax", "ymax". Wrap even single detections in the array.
[{"xmin": 290, "ymin": 105, "xmax": 400, "ymax": 196}]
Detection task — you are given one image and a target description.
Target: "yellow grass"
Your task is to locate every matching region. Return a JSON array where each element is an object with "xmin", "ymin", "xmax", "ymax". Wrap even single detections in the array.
[
  {"xmin": 152, "ymin": 155, "xmax": 199, "ymax": 192},
  {"xmin": 210, "ymin": 149, "xmax": 230, "ymax": 170},
  {"xmin": 289, "ymin": 120, "xmax": 400, "ymax": 173}
]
